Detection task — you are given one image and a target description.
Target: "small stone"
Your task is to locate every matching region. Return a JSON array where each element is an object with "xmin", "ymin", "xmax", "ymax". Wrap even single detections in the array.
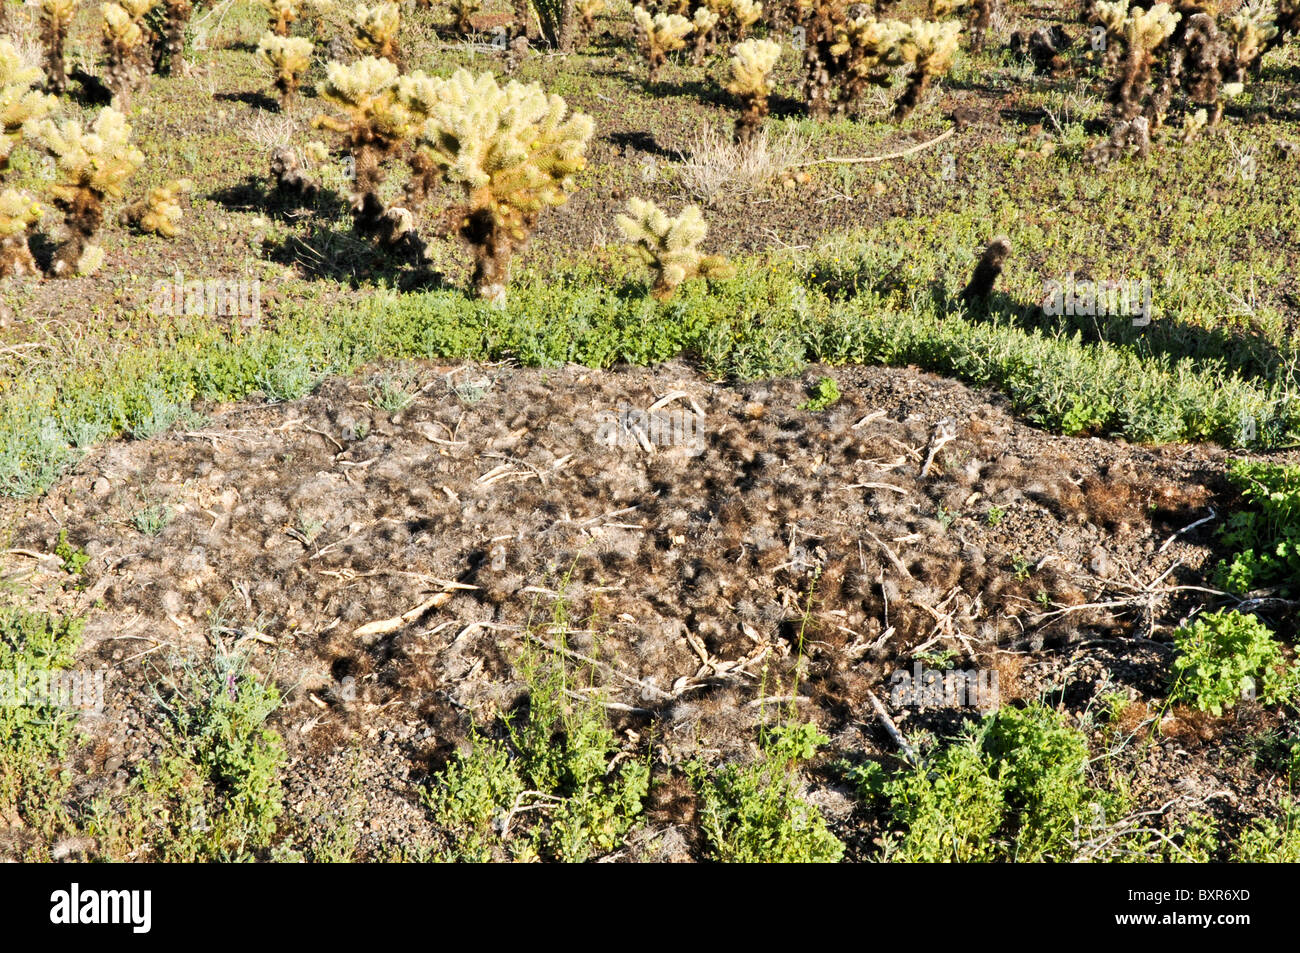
[{"xmin": 92, "ymin": 477, "xmax": 111, "ymax": 497}]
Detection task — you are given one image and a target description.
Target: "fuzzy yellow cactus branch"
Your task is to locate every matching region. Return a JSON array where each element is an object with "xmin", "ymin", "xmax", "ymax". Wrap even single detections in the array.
[
  {"xmin": 726, "ymin": 38, "xmax": 781, "ymax": 143},
  {"xmin": 690, "ymin": 6, "xmax": 719, "ymax": 64},
  {"xmin": 894, "ymin": 18, "xmax": 962, "ymax": 118},
  {"xmin": 352, "ymin": 2, "xmax": 401, "ymax": 64},
  {"xmin": 313, "ymin": 56, "xmax": 418, "ymax": 242},
  {"xmin": 633, "ymin": 7, "xmax": 693, "ymax": 82},
  {"xmin": 261, "ymin": 0, "xmax": 302, "ymax": 36},
  {"xmin": 25, "ymin": 106, "xmax": 144, "ymax": 276},
  {"xmin": 259, "ymin": 32, "xmax": 313, "ymax": 106},
  {"xmin": 1107, "ymin": 1, "xmax": 1181, "ymax": 119},
  {"xmin": 577, "ymin": 0, "xmax": 605, "ymax": 33},
  {"xmin": 410, "ymin": 69, "xmax": 594, "ymax": 303},
  {"xmin": 0, "ymin": 40, "xmax": 58, "ymax": 168},
  {"xmin": 121, "ymin": 177, "xmax": 192, "ymax": 236},
  {"xmin": 615, "ymin": 197, "xmax": 732, "ymax": 300},
  {"xmin": 31, "ymin": 0, "xmax": 79, "ymax": 94},
  {"xmin": 0, "ymin": 188, "xmax": 42, "ymax": 277},
  {"xmin": 101, "ymin": 1, "xmax": 151, "ymax": 103}
]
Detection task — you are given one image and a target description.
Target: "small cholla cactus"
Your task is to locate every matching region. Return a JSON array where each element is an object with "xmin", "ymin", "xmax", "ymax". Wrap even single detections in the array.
[
  {"xmin": 153, "ymin": 0, "xmax": 193, "ymax": 75},
  {"xmin": 261, "ymin": 0, "xmax": 302, "ymax": 36},
  {"xmin": 577, "ymin": 0, "xmax": 605, "ymax": 33},
  {"xmin": 1224, "ymin": 1, "xmax": 1278, "ymax": 81},
  {"xmin": 101, "ymin": 1, "xmax": 151, "ymax": 102},
  {"xmin": 32, "ymin": 0, "xmax": 79, "ymax": 94},
  {"xmin": 74, "ymin": 243, "xmax": 104, "ymax": 275},
  {"xmin": 1108, "ymin": 2, "xmax": 1181, "ymax": 119},
  {"xmin": 121, "ymin": 178, "xmax": 192, "ymax": 236},
  {"xmin": 633, "ymin": 7, "xmax": 693, "ymax": 82},
  {"xmin": 894, "ymin": 18, "xmax": 962, "ymax": 118},
  {"xmin": 313, "ymin": 56, "xmax": 417, "ymax": 240},
  {"xmin": 711, "ymin": 0, "xmax": 761, "ymax": 39},
  {"xmin": 0, "ymin": 188, "xmax": 42, "ymax": 277},
  {"xmin": 691, "ymin": 6, "xmax": 720, "ymax": 64},
  {"xmin": 451, "ymin": 0, "xmax": 481, "ymax": 34},
  {"xmin": 726, "ymin": 38, "xmax": 781, "ymax": 143},
  {"xmin": 409, "ymin": 70, "xmax": 594, "ymax": 303},
  {"xmin": 259, "ymin": 33, "xmax": 314, "ymax": 107},
  {"xmin": 352, "ymin": 2, "xmax": 401, "ymax": 63},
  {"xmin": 615, "ymin": 197, "xmax": 732, "ymax": 300},
  {"xmin": 0, "ymin": 40, "xmax": 59, "ymax": 168},
  {"xmin": 25, "ymin": 106, "xmax": 144, "ymax": 276}
]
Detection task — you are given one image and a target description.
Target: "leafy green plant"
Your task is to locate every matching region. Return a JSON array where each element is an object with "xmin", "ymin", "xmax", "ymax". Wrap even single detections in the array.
[
  {"xmin": 691, "ymin": 720, "xmax": 845, "ymax": 863},
  {"xmin": 1215, "ymin": 459, "xmax": 1300, "ymax": 597},
  {"xmin": 132, "ymin": 501, "xmax": 174, "ymax": 536},
  {"xmin": 799, "ymin": 375, "xmax": 841, "ymax": 411},
  {"xmin": 1234, "ymin": 799, "xmax": 1300, "ymax": 862},
  {"xmin": 1169, "ymin": 610, "xmax": 1299, "ymax": 716},
  {"xmin": 54, "ymin": 529, "xmax": 90, "ymax": 577},
  {"xmin": 425, "ymin": 600, "xmax": 648, "ymax": 862}
]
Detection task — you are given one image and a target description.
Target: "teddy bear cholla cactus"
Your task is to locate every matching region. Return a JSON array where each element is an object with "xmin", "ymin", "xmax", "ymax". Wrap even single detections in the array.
[
  {"xmin": 24, "ymin": 106, "xmax": 144, "ymax": 276},
  {"xmin": 409, "ymin": 70, "xmax": 593, "ymax": 304},
  {"xmin": 712, "ymin": 0, "xmax": 762, "ymax": 39},
  {"xmin": 32, "ymin": 0, "xmax": 79, "ymax": 94},
  {"xmin": 451, "ymin": 0, "xmax": 480, "ymax": 34},
  {"xmin": 153, "ymin": 0, "xmax": 193, "ymax": 75},
  {"xmin": 1104, "ymin": 2, "xmax": 1181, "ymax": 119},
  {"xmin": 827, "ymin": 15, "xmax": 909, "ymax": 114},
  {"xmin": 352, "ymin": 2, "xmax": 401, "ymax": 63},
  {"xmin": 0, "ymin": 40, "xmax": 58, "ymax": 169},
  {"xmin": 616, "ymin": 198, "xmax": 730, "ymax": 299},
  {"xmin": 726, "ymin": 38, "xmax": 781, "ymax": 143},
  {"xmin": 633, "ymin": 7, "xmax": 693, "ymax": 81},
  {"xmin": 313, "ymin": 57, "xmax": 418, "ymax": 243},
  {"xmin": 691, "ymin": 6, "xmax": 719, "ymax": 63},
  {"xmin": 262, "ymin": 0, "xmax": 302, "ymax": 35},
  {"xmin": 259, "ymin": 33, "xmax": 313, "ymax": 107},
  {"xmin": 102, "ymin": 0, "xmax": 153, "ymax": 101},
  {"xmin": 121, "ymin": 178, "xmax": 192, "ymax": 236},
  {"xmin": 577, "ymin": 0, "xmax": 605, "ymax": 32},
  {"xmin": 0, "ymin": 188, "xmax": 42, "ymax": 277},
  {"xmin": 894, "ymin": 18, "xmax": 962, "ymax": 118}
]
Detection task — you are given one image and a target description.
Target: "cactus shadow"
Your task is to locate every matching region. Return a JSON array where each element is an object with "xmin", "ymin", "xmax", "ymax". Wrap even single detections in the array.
[
  {"xmin": 214, "ymin": 91, "xmax": 281, "ymax": 112},
  {"xmin": 606, "ymin": 131, "xmax": 678, "ymax": 159},
  {"xmin": 66, "ymin": 69, "xmax": 115, "ymax": 107},
  {"xmin": 208, "ymin": 176, "xmax": 351, "ymax": 223}
]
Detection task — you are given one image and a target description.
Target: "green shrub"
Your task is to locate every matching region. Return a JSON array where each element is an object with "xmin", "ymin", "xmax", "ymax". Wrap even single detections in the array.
[
  {"xmin": 692, "ymin": 721, "xmax": 845, "ymax": 863},
  {"xmin": 1169, "ymin": 610, "xmax": 1299, "ymax": 716},
  {"xmin": 1215, "ymin": 460, "xmax": 1300, "ymax": 597}
]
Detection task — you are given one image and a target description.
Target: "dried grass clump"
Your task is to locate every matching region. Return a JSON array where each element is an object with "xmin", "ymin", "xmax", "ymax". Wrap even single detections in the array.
[
  {"xmin": 258, "ymin": 32, "xmax": 314, "ymax": 107},
  {"xmin": 0, "ymin": 187, "xmax": 42, "ymax": 276},
  {"xmin": 725, "ymin": 38, "xmax": 781, "ymax": 143},
  {"xmin": 25, "ymin": 106, "xmax": 144, "ymax": 275},
  {"xmin": 633, "ymin": 7, "xmax": 693, "ymax": 81},
  {"xmin": 409, "ymin": 69, "xmax": 593, "ymax": 303},
  {"xmin": 120, "ymin": 177, "xmax": 192, "ymax": 236},
  {"xmin": 615, "ymin": 197, "xmax": 732, "ymax": 299},
  {"xmin": 676, "ymin": 125, "xmax": 809, "ymax": 203}
]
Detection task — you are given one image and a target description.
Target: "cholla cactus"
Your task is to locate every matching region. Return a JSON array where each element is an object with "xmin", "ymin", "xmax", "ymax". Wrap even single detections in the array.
[
  {"xmin": 691, "ymin": 6, "xmax": 719, "ymax": 64},
  {"xmin": 352, "ymin": 2, "xmax": 401, "ymax": 63},
  {"xmin": 615, "ymin": 197, "xmax": 731, "ymax": 300},
  {"xmin": 726, "ymin": 39, "xmax": 781, "ymax": 142},
  {"xmin": 894, "ymin": 18, "xmax": 962, "ymax": 118},
  {"xmin": 720, "ymin": 0, "xmax": 762, "ymax": 38},
  {"xmin": 633, "ymin": 7, "xmax": 693, "ymax": 82},
  {"xmin": 451, "ymin": 0, "xmax": 480, "ymax": 34},
  {"xmin": 101, "ymin": 2, "xmax": 150, "ymax": 102},
  {"xmin": 25, "ymin": 106, "xmax": 144, "ymax": 276},
  {"xmin": 153, "ymin": 0, "xmax": 193, "ymax": 75},
  {"xmin": 825, "ymin": 15, "xmax": 909, "ymax": 115},
  {"xmin": 121, "ymin": 178, "xmax": 192, "ymax": 236},
  {"xmin": 313, "ymin": 56, "xmax": 417, "ymax": 240},
  {"xmin": 0, "ymin": 188, "xmax": 42, "ymax": 277},
  {"xmin": 1108, "ymin": 2, "xmax": 1181, "ymax": 119},
  {"xmin": 409, "ymin": 70, "xmax": 593, "ymax": 303},
  {"xmin": 577, "ymin": 0, "xmax": 605, "ymax": 33},
  {"xmin": 259, "ymin": 33, "xmax": 314, "ymax": 107},
  {"xmin": 32, "ymin": 0, "xmax": 79, "ymax": 94},
  {"xmin": 261, "ymin": 0, "xmax": 302, "ymax": 35},
  {"xmin": 1224, "ymin": 1, "xmax": 1279, "ymax": 80},
  {"xmin": 0, "ymin": 40, "xmax": 58, "ymax": 167}
]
